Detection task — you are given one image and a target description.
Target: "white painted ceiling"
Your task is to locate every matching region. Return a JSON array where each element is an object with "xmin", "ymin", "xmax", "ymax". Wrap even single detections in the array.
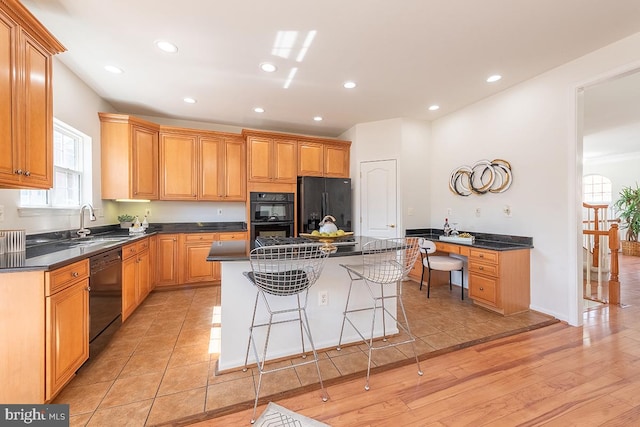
[{"xmin": 22, "ymin": 0, "xmax": 640, "ymax": 145}]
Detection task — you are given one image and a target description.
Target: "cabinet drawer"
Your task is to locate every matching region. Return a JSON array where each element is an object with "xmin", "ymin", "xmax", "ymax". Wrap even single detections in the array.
[
  {"xmin": 435, "ymin": 242, "xmax": 459, "ymax": 254},
  {"xmin": 136, "ymin": 237, "xmax": 150, "ymax": 252},
  {"xmin": 218, "ymin": 232, "xmax": 247, "ymax": 241},
  {"xmin": 468, "ymin": 261, "xmax": 499, "ymax": 277},
  {"xmin": 122, "ymin": 242, "xmax": 138, "ymax": 260},
  {"xmin": 184, "ymin": 233, "xmax": 216, "ymax": 242},
  {"xmin": 469, "ymin": 274, "xmax": 498, "ymax": 306},
  {"xmin": 469, "ymin": 248, "xmax": 498, "ymax": 264},
  {"xmin": 46, "ymin": 259, "xmax": 89, "ymax": 295}
]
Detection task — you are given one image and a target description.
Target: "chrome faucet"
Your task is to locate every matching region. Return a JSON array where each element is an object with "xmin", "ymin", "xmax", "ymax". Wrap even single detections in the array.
[{"xmin": 77, "ymin": 203, "xmax": 96, "ymax": 237}]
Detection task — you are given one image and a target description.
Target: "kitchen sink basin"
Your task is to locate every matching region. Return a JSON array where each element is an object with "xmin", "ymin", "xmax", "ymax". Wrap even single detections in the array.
[
  {"xmin": 71, "ymin": 235, "xmax": 131, "ymax": 244},
  {"xmin": 26, "ymin": 235, "xmax": 134, "ymax": 258}
]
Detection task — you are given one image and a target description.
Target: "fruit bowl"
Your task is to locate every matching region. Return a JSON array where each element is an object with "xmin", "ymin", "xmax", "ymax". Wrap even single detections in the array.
[{"xmin": 300, "ymin": 231, "xmax": 354, "ymax": 253}]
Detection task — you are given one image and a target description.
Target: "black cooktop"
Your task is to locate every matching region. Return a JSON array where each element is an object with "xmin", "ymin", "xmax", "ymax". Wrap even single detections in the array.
[{"xmin": 255, "ymin": 236, "xmax": 356, "ymax": 247}]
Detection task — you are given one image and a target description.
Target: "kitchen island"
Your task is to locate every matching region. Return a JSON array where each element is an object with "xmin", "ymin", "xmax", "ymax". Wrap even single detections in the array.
[{"xmin": 207, "ymin": 236, "xmax": 402, "ymax": 372}]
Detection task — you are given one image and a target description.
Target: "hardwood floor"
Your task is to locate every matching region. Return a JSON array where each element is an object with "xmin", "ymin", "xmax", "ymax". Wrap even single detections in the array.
[{"xmin": 196, "ymin": 254, "xmax": 640, "ymax": 426}]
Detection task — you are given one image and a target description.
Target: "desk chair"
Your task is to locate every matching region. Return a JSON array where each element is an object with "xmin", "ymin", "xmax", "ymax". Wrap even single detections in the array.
[
  {"xmin": 242, "ymin": 243, "xmax": 330, "ymax": 423},
  {"xmin": 337, "ymin": 237, "xmax": 423, "ymax": 390},
  {"xmin": 418, "ymin": 238, "xmax": 464, "ymax": 299}
]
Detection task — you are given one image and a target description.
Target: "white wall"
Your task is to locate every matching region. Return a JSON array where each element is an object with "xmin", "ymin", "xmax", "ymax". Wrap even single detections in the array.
[
  {"xmin": 0, "ymin": 60, "xmax": 250, "ymax": 235},
  {"xmin": 0, "ymin": 59, "xmax": 118, "ymax": 234},
  {"xmin": 429, "ymin": 32, "xmax": 640, "ymax": 325},
  {"xmin": 340, "ymin": 118, "xmax": 431, "ymax": 236}
]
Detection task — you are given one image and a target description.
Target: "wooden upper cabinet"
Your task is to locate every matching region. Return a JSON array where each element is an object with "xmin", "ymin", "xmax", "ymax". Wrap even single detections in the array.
[
  {"xmin": 324, "ymin": 143, "xmax": 350, "ymax": 177},
  {"xmin": 246, "ymin": 134, "xmax": 297, "ymax": 183},
  {"xmin": 298, "ymin": 141, "xmax": 324, "ymax": 176},
  {"xmin": 160, "ymin": 131, "xmax": 198, "ymax": 200},
  {"xmin": 199, "ymin": 134, "xmax": 246, "ymax": 201},
  {"xmin": 0, "ymin": 1, "xmax": 65, "ymax": 189},
  {"xmin": 99, "ymin": 113, "xmax": 160, "ymax": 200},
  {"xmin": 298, "ymin": 139, "xmax": 351, "ymax": 178},
  {"xmin": 160, "ymin": 127, "xmax": 246, "ymax": 201}
]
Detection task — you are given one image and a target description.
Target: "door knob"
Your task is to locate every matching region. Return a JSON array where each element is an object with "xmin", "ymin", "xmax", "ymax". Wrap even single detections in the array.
[{"xmin": 388, "ymin": 224, "xmax": 396, "ymax": 228}]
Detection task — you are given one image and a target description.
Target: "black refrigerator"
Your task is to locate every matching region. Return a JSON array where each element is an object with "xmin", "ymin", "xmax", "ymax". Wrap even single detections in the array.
[{"xmin": 298, "ymin": 177, "xmax": 352, "ymax": 234}]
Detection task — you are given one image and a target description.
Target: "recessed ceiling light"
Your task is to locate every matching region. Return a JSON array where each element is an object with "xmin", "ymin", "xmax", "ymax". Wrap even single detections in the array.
[
  {"xmin": 486, "ymin": 74, "xmax": 502, "ymax": 83},
  {"xmin": 260, "ymin": 63, "xmax": 277, "ymax": 73},
  {"xmin": 104, "ymin": 65, "xmax": 123, "ymax": 74},
  {"xmin": 183, "ymin": 97, "xmax": 197, "ymax": 104},
  {"xmin": 313, "ymin": 116, "xmax": 323, "ymax": 122},
  {"xmin": 254, "ymin": 107, "xmax": 265, "ymax": 113},
  {"xmin": 343, "ymin": 81, "xmax": 356, "ymax": 89},
  {"xmin": 155, "ymin": 40, "xmax": 178, "ymax": 53},
  {"xmin": 428, "ymin": 105, "xmax": 440, "ymax": 111}
]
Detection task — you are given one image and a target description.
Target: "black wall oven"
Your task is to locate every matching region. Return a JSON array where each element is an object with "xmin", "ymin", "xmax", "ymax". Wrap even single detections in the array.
[{"xmin": 249, "ymin": 192, "xmax": 295, "ymax": 249}]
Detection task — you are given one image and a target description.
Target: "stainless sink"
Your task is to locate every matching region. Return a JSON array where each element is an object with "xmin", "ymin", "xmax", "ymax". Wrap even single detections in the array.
[
  {"xmin": 26, "ymin": 234, "xmax": 134, "ymax": 258},
  {"xmin": 71, "ymin": 235, "xmax": 131, "ymax": 244}
]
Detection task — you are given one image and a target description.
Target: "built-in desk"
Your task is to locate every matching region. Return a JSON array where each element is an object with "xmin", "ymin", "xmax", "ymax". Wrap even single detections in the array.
[{"xmin": 406, "ymin": 229, "xmax": 533, "ymax": 316}]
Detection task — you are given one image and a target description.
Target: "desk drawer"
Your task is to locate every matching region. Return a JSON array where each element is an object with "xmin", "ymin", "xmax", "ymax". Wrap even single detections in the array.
[
  {"xmin": 469, "ymin": 274, "xmax": 497, "ymax": 306},
  {"xmin": 469, "ymin": 248, "xmax": 498, "ymax": 264},
  {"xmin": 468, "ymin": 261, "xmax": 498, "ymax": 277},
  {"xmin": 435, "ymin": 242, "xmax": 459, "ymax": 254}
]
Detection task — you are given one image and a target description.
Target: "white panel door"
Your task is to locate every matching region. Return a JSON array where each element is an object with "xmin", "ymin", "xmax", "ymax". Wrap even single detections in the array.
[{"xmin": 360, "ymin": 159, "xmax": 398, "ymax": 238}]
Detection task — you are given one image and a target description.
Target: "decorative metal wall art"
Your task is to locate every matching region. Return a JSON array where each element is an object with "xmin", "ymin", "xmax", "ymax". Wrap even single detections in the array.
[{"xmin": 449, "ymin": 159, "xmax": 512, "ymax": 196}]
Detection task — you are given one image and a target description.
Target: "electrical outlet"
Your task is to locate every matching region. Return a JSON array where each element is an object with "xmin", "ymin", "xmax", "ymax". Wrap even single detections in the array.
[
  {"xmin": 503, "ymin": 205, "xmax": 512, "ymax": 217},
  {"xmin": 145, "ymin": 208, "xmax": 151, "ymax": 217},
  {"xmin": 0, "ymin": 205, "xmax": 4, "ymax": 222},
  {"xmin": 408, "ymin": 207, "xmax": 414, "ymax": 216},
  {"xmin": 475, "ymin": 207, "xmax": 481, "ymax": 217},
  {"xmin": 217, "ymin": 209, "xmax": 223, "ymax": 215},
  {"xmin": 318, "ymin": 291, "xmax": 328, "ymax": 306}
]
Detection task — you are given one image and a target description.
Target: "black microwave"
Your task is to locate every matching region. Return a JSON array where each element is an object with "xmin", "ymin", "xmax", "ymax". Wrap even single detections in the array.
[{"xmin": 250, "ymin": 192, "xmax": 295, "ymax": 222}]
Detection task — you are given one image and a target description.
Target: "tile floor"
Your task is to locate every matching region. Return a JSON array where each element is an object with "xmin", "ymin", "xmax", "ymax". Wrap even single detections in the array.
[{"xmin": 55, "ymin": 278, "xmax": 555, "ymax": 426}]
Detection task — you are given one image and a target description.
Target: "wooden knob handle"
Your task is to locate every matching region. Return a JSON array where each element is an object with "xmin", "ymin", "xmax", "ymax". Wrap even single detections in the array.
[
  {"xmin": 72, "ymin": 272, "xmax": 79, "ymax": 277},
  {"xmin": 479, "ymin": 287, "xmax": 484, "ymax": 291},
  {"xmin": 479, "ymin": 266, "xmax": 484, "ymax": 270}
]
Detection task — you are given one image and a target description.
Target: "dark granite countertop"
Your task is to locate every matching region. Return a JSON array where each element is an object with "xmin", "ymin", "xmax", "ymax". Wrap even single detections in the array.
[
  {"xmin": 405, "ymin": 228, "xmax": 533, "ymax": 251},
  {"xmin": 206, "ymin": 236, "xmax": 385, "ymax": 262},
  {"xmin": 1, "ymin": 222, "xmax": 248, "ymax": 273}
]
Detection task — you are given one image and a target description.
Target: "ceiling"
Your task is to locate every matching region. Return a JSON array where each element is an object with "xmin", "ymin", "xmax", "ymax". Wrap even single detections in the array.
[{"xmin": 22, "ymin": 0, "xmax": 640, "ymax": 141}]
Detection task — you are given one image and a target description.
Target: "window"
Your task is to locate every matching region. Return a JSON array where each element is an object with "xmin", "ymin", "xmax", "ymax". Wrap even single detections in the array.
[
  {"xmin": 583, "ymin": 174, "xmax": 612, "ymax": 204},
  {"xmin": 20, "ymin": 119, "xmax": 92, "ymax": 208}
]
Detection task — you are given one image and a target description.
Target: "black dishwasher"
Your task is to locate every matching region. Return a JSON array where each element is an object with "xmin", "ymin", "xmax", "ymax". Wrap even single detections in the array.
[{"xmin": 89, "ymin": 248, "xmax": 122, "ymax": 356}]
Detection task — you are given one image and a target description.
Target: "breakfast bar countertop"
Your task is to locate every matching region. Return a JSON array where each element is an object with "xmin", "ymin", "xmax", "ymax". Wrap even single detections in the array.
[{"xmin": 206, "ymin": 236, "xmax": 385, "ymax": 262}]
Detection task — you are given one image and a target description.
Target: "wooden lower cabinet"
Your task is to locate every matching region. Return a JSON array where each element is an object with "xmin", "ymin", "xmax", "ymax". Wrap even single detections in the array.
[
  {"xmin": 156, "ymin": 234, "xmax": 180, "ymax": 287},
  {"xmin": 155, "ymin": 231, "xmax": 247, "ymax": 288},
  {"xmin": 121, "ymin": 238, "xmax": 151, "ymax": 321},
  {"xmin": 45, "ymin": 259, "xmax": 89, "ymax": 401},
  {"xmin": 0, "ymin": 271, "xmax": 46, "ymax": 403},
  {"xmin": 467, "ymin": 247, "xmax": 530, "ymax": 315},
  {"xmin": 182, "ymin": 233, "xmax": 216, "ymax": 284},
  {"xmin": 46, "ymin": 277, "xmax": 89, "ymax": 399}
]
